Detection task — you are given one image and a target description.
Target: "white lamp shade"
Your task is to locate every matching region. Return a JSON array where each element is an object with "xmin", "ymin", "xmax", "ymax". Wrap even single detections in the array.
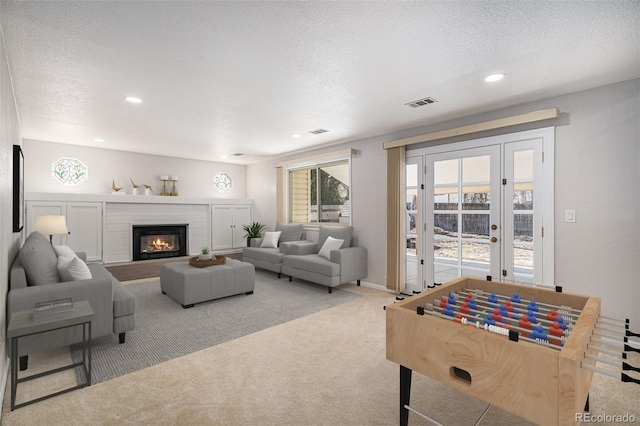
[{"xmin": 35, "ymin": 215, "xmax": 68, "ymax": 236}]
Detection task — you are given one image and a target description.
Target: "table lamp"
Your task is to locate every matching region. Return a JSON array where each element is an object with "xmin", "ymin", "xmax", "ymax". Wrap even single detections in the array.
[{"xmin": 34, "ymin": 215, "xmax": 68, "ymax": 244}]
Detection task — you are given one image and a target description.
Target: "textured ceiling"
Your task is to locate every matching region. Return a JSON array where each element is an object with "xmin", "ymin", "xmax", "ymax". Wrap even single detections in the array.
[{"xmin": 1, "ymin": 1, "xmax": 638, "ymax": 164}]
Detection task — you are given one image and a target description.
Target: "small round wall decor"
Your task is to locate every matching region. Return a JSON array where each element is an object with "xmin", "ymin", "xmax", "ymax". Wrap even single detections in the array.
[
  {"xmin": 214, "ymin": 172, "xmax": 232, "ymax": 193},
  {"xmin": 51, "ymin": 157, "xmax": 88, "ymax": 185}
]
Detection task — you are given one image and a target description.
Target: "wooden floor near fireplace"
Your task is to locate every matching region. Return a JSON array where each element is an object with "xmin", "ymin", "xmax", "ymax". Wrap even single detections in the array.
[{"xmin": 103, "ymin": 252, "xmax": 243, "ymax": 281}]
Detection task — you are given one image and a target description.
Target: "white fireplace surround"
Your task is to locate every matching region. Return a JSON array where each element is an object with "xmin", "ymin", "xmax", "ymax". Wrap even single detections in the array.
[{"xmin": 25, "ymin": 192, "xmax": 252, "ymax": 263}]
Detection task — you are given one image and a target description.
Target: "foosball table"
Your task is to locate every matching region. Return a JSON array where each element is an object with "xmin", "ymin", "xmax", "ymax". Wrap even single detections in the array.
[{"xmin": 386, "ymin": 276, "xmax": 639, "ymax": 425}]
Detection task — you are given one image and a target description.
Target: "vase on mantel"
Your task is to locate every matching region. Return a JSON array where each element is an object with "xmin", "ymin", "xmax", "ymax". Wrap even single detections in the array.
[
  {"xmin": 170, "ymin": 177, "xmax": 178, "ymax": 196},
  {"xmin": 160, "ymin": 176, "xmax": 169, "ymax": 196}
]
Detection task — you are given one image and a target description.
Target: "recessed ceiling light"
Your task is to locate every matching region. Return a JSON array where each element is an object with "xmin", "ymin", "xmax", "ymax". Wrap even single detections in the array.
[
  {"xmin": 484, "ymin": 73, "xmax": 506, "ymax": 82},
  {"xmin": 291, "ymin": 134, "xmax": 302, "ymax": 138},
  {"xmin": 94, "ymin": 138, "xmax": 104, "ymax": 142},
  {"xmin": 125, "ymin": 96, "xmax": 142, "ymax": 103}
]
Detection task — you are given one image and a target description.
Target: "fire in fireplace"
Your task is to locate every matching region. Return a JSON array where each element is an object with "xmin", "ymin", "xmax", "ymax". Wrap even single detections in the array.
[{"xmin": 132, "ymin": 224, "xmax": 188, "ymax": 261}]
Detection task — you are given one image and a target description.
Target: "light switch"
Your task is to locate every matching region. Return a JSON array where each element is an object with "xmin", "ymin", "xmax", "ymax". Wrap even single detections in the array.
[{"xmin": 565, "ymin": 209, "xmax": 576, "ymax": 223}]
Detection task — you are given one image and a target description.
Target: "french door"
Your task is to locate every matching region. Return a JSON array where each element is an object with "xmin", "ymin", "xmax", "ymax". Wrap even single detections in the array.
[
  {"xmin": 404, "ymin": 129, "xmax": 553, "ymax": 294},
  {"xmin": 427, "ymin": 145, "xmax": 501, "ymax": 285}
]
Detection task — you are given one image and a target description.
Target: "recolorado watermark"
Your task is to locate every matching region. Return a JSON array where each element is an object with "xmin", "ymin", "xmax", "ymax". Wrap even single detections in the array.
[{"xmin": 576, "ymin": 413, "xmax": 636, "ymax": 423}]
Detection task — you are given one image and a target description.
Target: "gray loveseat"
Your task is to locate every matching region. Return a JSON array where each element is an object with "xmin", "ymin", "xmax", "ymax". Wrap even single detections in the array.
[
  {"xmin": 242, "ymin": 223, "xmax": 307, "ymax": 278},
  {"xmin": 8, "ymin": 232, "xmax": 136, "ymax": 370},
  {"xmin": 282, "ymin": 225, "xmax": 368, "ymax": 293}
]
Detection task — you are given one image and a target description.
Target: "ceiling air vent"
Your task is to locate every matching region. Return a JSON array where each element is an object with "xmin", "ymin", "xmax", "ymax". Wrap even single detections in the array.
[
  {"xmin": 308, "ymin": 128, "xmax": 330, "ymax": 135},
  {"xmin": 405, "ymin": 97, "xmax": 438, "ymax": 108},
  {"xmin": 230, "ymin": 153, "xmax": 244, "ymax": 157}
]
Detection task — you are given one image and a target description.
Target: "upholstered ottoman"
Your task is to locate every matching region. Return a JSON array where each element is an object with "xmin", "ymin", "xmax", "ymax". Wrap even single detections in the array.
[{"xmin": 160, "ymin": 259, "xmax": 255, "ymax": 308}]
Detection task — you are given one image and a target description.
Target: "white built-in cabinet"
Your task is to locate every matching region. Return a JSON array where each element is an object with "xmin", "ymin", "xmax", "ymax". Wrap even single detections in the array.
[
  {"xmin": 26, "ymin": 201, "xmax": 103, "ymax": 262},
  {"xmin": 211, "ymin": 205, "xmax": 252, "ymax": 250},
  {"xmin": 25, "ymin": 193, "xmax": 253, "ymax": 263}
]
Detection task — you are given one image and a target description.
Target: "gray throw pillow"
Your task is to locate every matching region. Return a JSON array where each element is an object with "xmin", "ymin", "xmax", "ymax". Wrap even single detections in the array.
[
  {"xmin": 18, "ymin": 232, "xmax": 61, "ymax": 286},
  {"xmin": 275, "ymin": 223, "xmax": 304, "ymax": 243},
  {"xmin": 318, "ymin": 226, "xmax": 353, "ymax": 249}
]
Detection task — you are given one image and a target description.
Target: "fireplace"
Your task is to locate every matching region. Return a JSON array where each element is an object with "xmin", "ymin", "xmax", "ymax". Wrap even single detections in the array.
[{"xmin": 132, "ymin": 224, "xmax": 188, "ymax": 261}]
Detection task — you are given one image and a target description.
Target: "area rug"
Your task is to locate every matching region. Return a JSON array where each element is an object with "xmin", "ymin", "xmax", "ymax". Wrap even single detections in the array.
[{"xmin": 71, "ymin": 270, "xmax": 361, "ymax": 384}]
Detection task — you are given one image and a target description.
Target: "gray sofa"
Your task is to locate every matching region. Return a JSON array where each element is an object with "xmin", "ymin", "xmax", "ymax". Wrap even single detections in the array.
[
  {"xmin": 8, "ymin": 232, "xmax": 136, "ymax": 370},
  {"xmin": 282, "ymin": 225, "xmax": 368, "ymax": 293},
  {"xmin": 242, "ymin": 223, "xmax": 307, "ymax": 277}
]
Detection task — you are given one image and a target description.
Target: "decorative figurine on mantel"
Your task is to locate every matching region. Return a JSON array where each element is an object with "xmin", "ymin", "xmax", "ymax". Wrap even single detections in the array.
[
  {"xmin": 160, "ymin": 176, "xmax": 169, "ymax": 196},
  {"xmin": 111, "ymin": 179, "xmax": 124, "ymax": 194},
  {"xmin": 130, "ymin": 177, "xmax": 141, "ymax": 195},
  {"xmin": 170, "ymin": 176, "xmax": 178, "ymax": 196},
  {"xmin": 143, "ymin": 183, "xmax": 153, "ymax": 195}
]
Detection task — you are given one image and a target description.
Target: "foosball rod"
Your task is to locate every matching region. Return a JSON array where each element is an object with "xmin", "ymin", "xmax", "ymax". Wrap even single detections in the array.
[
  {"xmin": 465, "ymin": 289, "xmax": 629, "ymax": 331},
  {"xmin": 584, "ymin": 353, "xmax": 640, "ymax": 374},
  {"xmin": 426, "ymin": 303, "xmax": 567, "ymax": 347},
  {"xmin": 588, "ymin": 344, "xmax": 627, "ymax": 359},
  {"xmin": 587, "ymin": 342, "xmax": 640, "ymax": 359},
  {"xmin": 428, "ymin": 300, "xmax": 568, "ymax": 339},
  {"xmin": 593, "ymin": 327, "xmax": 640, "ymax": 346},
  {"xmin": 598, "ymin": 316, "xmax": 635, "ymax": 329},
  {"xmin": 456, "ymin": 289, "xmax": 578, "ymax": 318},
  {"xmin": 461, "ymin": 288, "xmax": 582, "ymax": 319},
  {"xmin": 445, "ymin": 294, "xmax": 574, "ymax": 329},
  {"xmin": 594, "ymin": 320, "xmax": 640, "ymax": 341},
  {"xmin": 600, "ymin": 321, "xmax": 640, "ymax": 338},
  {"xmin": 595, "ymin": 323, "xmax": 627, "ymax": 337},
  {"xmin": 580, "ymin": 363, "xmax": 640, "ymax": 385}
]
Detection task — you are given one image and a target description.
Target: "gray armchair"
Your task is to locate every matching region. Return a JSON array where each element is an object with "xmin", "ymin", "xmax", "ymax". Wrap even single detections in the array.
[
  {"xmin": 242, "ymin": 223, "xmax": 308, "ymax": 277},
  {"xmin": 8, "ymin": 231, "xmax": 136, "ymax": 370},
  {"xmin": 282, "ymin": 225, "xmax": 368, "ymax": 293}
]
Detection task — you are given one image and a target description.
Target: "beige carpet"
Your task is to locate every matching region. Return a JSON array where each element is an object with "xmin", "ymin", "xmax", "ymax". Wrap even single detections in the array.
[{"xmin": 2, "ymin": 283, "xmax": 638, "ymax": 425}]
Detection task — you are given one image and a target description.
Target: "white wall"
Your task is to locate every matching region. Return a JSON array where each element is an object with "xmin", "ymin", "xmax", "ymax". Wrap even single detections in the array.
[
  {"xmin": 22, "ymin": 140, "xmax": 248, "ymax": 199},
  {"xmin": 248, "ymin": 79, "xmax": 640, "ymax": 329},
  {"xmin": 1, "ymin": 20, "xmax": 24, "ymax": 416}
]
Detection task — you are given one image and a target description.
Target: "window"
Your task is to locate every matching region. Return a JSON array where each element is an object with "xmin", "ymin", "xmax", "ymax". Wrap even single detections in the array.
[
  {"xmin": 278, "ymin": 149, "xmax": 354, "ymax": 225},
  {"xmin": 289, "ymin": 161, "xmax": 350, "ymax": 223},
  {"xmin": 51, "ymin": 157, "xmax": 88, "ymax": 186}
]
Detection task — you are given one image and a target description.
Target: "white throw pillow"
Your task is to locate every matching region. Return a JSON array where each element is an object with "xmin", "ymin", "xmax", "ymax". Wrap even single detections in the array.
[
  {"xmin": 54, "ymin": 245, "xmax": 77, "ymax": 259},
  {"xmin": 318, "ymin": 236, "xmax": 344, "ymax": 260},
  {"xmin": 57, "ymin": 256, "xmax": 93, "ymax": 281},
  {"xmin": 260, "ymin": 231, "xmax": 281, "ymax": 248}
]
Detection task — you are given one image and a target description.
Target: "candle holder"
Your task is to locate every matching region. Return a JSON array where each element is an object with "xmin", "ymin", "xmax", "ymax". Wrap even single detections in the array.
[
  {"xmin": 160, "ymin": 176, "xmax": 169, "ymax": 196},
  {"xmin": 170, "ymin": 177, "xmax": 178, "ymax": 196}
]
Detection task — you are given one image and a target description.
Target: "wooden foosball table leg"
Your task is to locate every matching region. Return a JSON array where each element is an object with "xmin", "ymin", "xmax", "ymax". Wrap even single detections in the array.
[{"xmin": 400, "ymin": 365, "xmax": 412, "ymax": 426}]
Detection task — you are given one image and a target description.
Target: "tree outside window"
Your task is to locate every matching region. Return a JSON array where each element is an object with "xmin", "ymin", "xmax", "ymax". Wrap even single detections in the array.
[{"xmin": 289, "ymin": 162, "xmax": 350, "ymax": 223}]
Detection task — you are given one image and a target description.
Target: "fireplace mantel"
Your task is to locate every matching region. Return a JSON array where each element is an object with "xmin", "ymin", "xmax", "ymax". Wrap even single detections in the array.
[{"xmin": 25, "ymin": 192, "xmax": 252, "ymax": 206}]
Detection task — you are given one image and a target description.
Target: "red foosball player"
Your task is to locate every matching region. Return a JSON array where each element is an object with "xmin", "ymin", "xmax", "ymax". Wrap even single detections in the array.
[
  {"xmin": 491, "ymin": 308, "xmax": 503, "ymax": 324},
  {"xmin": 548, "ymin": 321, "xmax": 564, "ymax": 346},
  {"xmin": 519, "ymin": 314, "xmax": 532, "ymax": 337},
  {"xmin": 504, "ymin": 300, "xmax": 514, "ymax": 313},
  {"xmin": 440, "ymin": 296, "xmax": 448, "ymax": 309},
  {"xmin": 546, "ymin": 308, "xmax": 559, "ymax": 322}
]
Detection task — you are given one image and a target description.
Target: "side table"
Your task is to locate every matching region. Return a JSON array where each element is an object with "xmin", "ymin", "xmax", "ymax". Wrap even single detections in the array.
[{"xmin": 7, "ymin": 300, "xmax": 94, "ymax": 411}]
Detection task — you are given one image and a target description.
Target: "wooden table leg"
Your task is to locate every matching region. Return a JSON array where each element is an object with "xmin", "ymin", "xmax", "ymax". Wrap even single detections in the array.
[{"xmin": 400, "ymin": 365, "xmax": 412, "ymax": 426}]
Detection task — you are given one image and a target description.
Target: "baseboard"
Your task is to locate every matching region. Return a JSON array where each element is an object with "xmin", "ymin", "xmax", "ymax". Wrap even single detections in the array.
[
  {"xmin": 354, "ymin": 280, "xmax": 390, "ymax": 292},
  {"xmin": 0, "ymin": 355, "xmax": 9, "ymax": 422}
]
